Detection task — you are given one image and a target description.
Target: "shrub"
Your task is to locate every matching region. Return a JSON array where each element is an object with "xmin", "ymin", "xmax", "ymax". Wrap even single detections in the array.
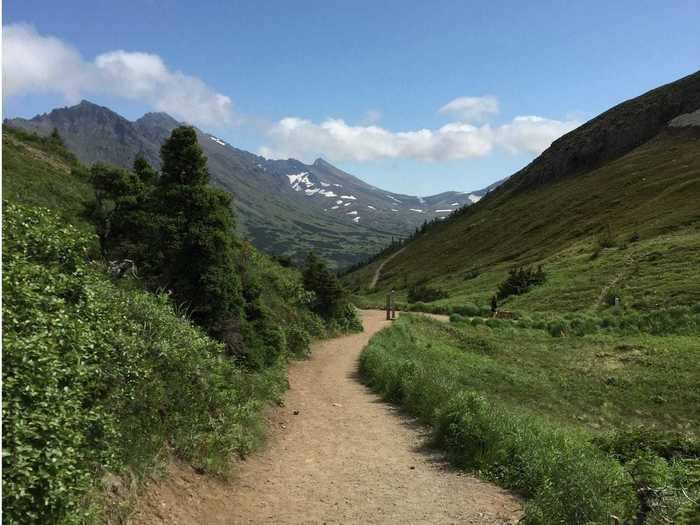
[
  {"xmin": 2, "ymin": 204, "xmax": 286, "ymax": 524},
  {"xmin": 605, "ymin": 287, "xmax": 622, "ymax": 307},
  {"xmin": 597, "ymin": 224, "xmax": 616, "ymax": 249},
  {"xmin": 453, "ymin": 303, "xmax": 481, "ymax": 317},
  {"xmin": 463, "ymin": 269, "xmax": 480, "ymax": 280},
  {"xmin": 546, "ymin": 319, "xmax": 569, "ymax": 337},
  {"xmin": 285, "ymin": 325, "xmax": 312, "ymax": 357},
  {"xmin": 496, "ymin": 265, "xmax": 546, "ymax": 300},
  {"xmin": 407, "ymin": 282, "xmax": 449, "ymax": 303},
  {"xmin": 449, "ymin": 313, "xmax": 465, "ymax": 323}
]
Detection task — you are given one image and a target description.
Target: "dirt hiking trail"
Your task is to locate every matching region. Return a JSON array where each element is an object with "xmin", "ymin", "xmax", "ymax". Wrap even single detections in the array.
[
  {"xmin": 129, "ymin": 310, "xmax": 522, "ymax": 524},
  {"xmin": 369, "ymin": 247, "xmax": 406, "ymax": 290}
]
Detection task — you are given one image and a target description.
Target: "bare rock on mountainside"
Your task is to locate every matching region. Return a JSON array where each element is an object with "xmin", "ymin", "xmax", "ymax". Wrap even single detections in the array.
[{"xmin": 507, "ymin": 70, "xmax": 700, "ymax": 191}]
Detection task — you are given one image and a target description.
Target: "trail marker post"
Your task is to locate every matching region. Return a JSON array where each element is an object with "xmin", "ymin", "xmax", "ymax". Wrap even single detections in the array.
[{"xmin": 386, "ymin": 290, "xmax": 396, "ymax": 321}]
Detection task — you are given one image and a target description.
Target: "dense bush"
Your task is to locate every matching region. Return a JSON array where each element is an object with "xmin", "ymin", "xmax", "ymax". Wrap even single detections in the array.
[
  {"xmin": 2, "ymin": 204, "xmax": 287, "ymax": 524},
  {"xmin": 302, "ymin": 252, "xmax": 361, "ymax": 331},
  {"xmin": 407, "ymin": 282, "xmax": 449, "ymax": 303},
  {"xmin": 496, "ymin": 265, "xmax": 546, "ymax": 300}
]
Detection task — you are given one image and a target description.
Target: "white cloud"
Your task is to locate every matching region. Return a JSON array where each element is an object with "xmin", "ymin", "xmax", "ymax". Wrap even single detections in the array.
[
  {"xmin": 495, "ymin": 115, "xmax": 577, "ymax": 155},
  {"xmin": 438, "ymin": 95, "xmax": 499, "ymax": 122},
  {"xmin": 259, "ymin": 113, "xmax": 580, "ymax": 162},
  {"xmin": 2, "ymin": 24, "xmax": 232, "ymax": 127}
]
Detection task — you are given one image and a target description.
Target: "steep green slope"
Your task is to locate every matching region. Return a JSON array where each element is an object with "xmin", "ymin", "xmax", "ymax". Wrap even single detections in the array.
[
  {"xmin": 2, "ymin": 127, "xmax": 94, "ymax": 232},
  {"xmin": 345, "ymin": 73, "xmax": 700, "ymax": 313}
]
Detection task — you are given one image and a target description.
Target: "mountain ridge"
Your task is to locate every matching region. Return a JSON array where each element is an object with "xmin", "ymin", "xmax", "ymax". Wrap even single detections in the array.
[
  {"xmin": 343, "ymin": 70, "xmax": 700, "ymax": 312},
  {"xmin": 6, "ymin": 100, "xmax": 498, "ymax": 267}
]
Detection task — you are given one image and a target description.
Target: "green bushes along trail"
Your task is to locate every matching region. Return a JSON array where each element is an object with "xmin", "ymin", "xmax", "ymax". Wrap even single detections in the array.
[{"xmin": 1, "ymin": 127, "xmax": 360, "ymax": 523}]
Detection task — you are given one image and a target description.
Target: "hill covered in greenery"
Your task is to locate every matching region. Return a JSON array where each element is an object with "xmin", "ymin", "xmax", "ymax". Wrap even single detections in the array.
[
  {"xmin": 2, "ymin": 126, "xmax": 359, "ymax": 523},
  {"xmin": 344, "ymin": 71, "xmax": 700, "ymax": 524},
  {"xmin": 345, "ymin": 71, "xmax": 700, "ymax": 315}
]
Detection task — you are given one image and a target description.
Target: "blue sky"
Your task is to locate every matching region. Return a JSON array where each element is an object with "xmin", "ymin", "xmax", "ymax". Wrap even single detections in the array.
[{"xmin": 4, "ymin": 1, "xmax": 699, "ymax": 195}]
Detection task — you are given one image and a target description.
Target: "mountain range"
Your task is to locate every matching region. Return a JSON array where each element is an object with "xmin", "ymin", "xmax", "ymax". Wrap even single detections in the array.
[{"xmin": 6, "ymin": 101, "xmax": 497, "ymax": 267}]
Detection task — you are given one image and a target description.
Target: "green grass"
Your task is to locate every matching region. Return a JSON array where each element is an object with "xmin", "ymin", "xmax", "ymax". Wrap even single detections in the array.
[
  {"xmin": 345, "ymin": 133, "xmax": 700, "ymax": 314},
  {"xmin": 360, "ymin": 315, "xmax": 700, "ymax": 523},
  {"xmin": 2, "ymin": 127, "xmax": 95, "ymax": 233}
]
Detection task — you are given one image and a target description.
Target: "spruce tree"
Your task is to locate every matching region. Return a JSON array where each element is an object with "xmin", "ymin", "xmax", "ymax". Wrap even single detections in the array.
[{"xmin": 156, "ymin": 126, "xmax": 244, "ymax": 330}]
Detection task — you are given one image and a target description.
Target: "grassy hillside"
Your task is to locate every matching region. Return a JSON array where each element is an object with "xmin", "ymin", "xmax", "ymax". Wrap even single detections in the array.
[
  {"xmin": 3, "ymin": 127, "xmax": 95, "ymax": 232},
  {"xmin": 360, "ymin": 315, "xmax": 700, "ymax": 524},
  {"xmin": 346, "ymin": 130, "xmax": 700, "ymax": 313}
]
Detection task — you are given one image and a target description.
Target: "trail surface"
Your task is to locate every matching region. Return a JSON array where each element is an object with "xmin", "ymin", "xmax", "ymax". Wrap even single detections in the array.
[
  {"xmin": 130, "ymin": 310, "xmax": 522, "ymax": 524},
  {"xmin": 369, "ymin": 247, "xmax": 406, "ymax": 290}
]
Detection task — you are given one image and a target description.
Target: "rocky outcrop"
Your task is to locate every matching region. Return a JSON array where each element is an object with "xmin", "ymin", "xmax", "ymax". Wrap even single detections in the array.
[{"xmin": 506, "ymin": 70, "xmax": 700, "ymax": 192}]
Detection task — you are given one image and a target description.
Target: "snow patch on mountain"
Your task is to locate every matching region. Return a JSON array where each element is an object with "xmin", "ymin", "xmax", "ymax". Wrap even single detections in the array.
[
  {"xmin": 367, "ymin": 205, "xmax": 376, "ymax": 210},
  {"xmin": 287, "ymin": 172, "xmax": 313, "ymax": 192},
  {"xmin": 347, "ymin": 210, "xmax": 358, "ymax": 215},
  {"xmin": 468, "ymin": 194, "xmax": 482, "ymax": 203},
  {"xmin": 435, "ymin": 209, "xmax": 452, "ymax": 213},
  {"xmin": 353, "ymin": 216, "xmax": 360, "ymax": 223},
  {"xmin": 409, "ymin": 209, "xmax": 424, "ymax": 213},
  {"xmin": 209, "ymin": 136, "xmax": 226, "ymax": 146},
  {"xmin": 340, "ymin": 195, "xmax": 357, "ymax": 200}
]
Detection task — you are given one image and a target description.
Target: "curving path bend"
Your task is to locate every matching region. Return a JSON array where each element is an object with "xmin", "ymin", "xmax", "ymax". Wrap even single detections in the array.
[{"xmin": 129, "ymin": 310, "xmax": 522, "ymax": 525}]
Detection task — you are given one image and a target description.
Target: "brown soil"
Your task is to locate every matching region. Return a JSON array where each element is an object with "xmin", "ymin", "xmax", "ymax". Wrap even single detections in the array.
[{"xmin": 128, "ymin": 310, "xmax": 523, "ymax": 524}]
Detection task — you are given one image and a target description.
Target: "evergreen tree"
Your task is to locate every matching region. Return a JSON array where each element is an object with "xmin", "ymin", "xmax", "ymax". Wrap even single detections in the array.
[
  {"xmin": 155, "ymin": 126, "xmax": 244, "ymax": 330},
  {"xmin": 133, "ymin": 154, "xmax": 158, "ymax": 185},
  {"xmin": 90, "ymin": 163, "xmax": 147, "ymax": 256},
  {"xmin": 302, "ymin": 252, "xmax": 345, "ymax": 320}
]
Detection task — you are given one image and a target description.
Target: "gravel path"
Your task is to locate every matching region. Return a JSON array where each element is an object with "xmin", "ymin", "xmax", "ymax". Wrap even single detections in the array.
[{"xmin": 129, "ymin": 310, "xmax": 522, "ymax": 524}]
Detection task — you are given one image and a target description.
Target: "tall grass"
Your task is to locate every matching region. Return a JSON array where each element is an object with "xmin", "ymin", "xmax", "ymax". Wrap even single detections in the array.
[{"xmin": 360, "ymin": 316, "xmax": 700, "ymax": 523}]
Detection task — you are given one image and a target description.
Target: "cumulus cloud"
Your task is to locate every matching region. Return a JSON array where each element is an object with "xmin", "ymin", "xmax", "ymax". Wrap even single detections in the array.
[
  {"xmin": 3, "ymin": 24, "xmax": 233, "ymax": 127},
  {"xmin": 259, "ymin": 113, "xmax": 580, "ymax": 162},
  {"xmin": 438, "ymin": 95, "xmax": 499, "ymax": 123}
]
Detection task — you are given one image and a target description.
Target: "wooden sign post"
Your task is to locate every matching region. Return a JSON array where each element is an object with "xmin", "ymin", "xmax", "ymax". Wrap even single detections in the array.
[{"xmin": 386, "ymin": 290, "xmax": 396, "ymax": 321}]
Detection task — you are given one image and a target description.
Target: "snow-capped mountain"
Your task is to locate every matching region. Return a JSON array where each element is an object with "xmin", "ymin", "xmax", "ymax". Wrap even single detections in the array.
[{"xmin": 6, "ymin": 101, "xmax": 500, "ymax": 267}]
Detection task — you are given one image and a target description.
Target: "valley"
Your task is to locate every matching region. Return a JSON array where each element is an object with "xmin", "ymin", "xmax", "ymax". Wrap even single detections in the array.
[{"xmin": 3, "ymin": 7, "xmax": 700, "ymax": 524}]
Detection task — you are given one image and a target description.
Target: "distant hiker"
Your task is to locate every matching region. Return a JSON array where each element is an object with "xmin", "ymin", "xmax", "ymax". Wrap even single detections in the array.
[{"xmin": 491, "ymin": 295, "xmax": 498, "ymax": 315}]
